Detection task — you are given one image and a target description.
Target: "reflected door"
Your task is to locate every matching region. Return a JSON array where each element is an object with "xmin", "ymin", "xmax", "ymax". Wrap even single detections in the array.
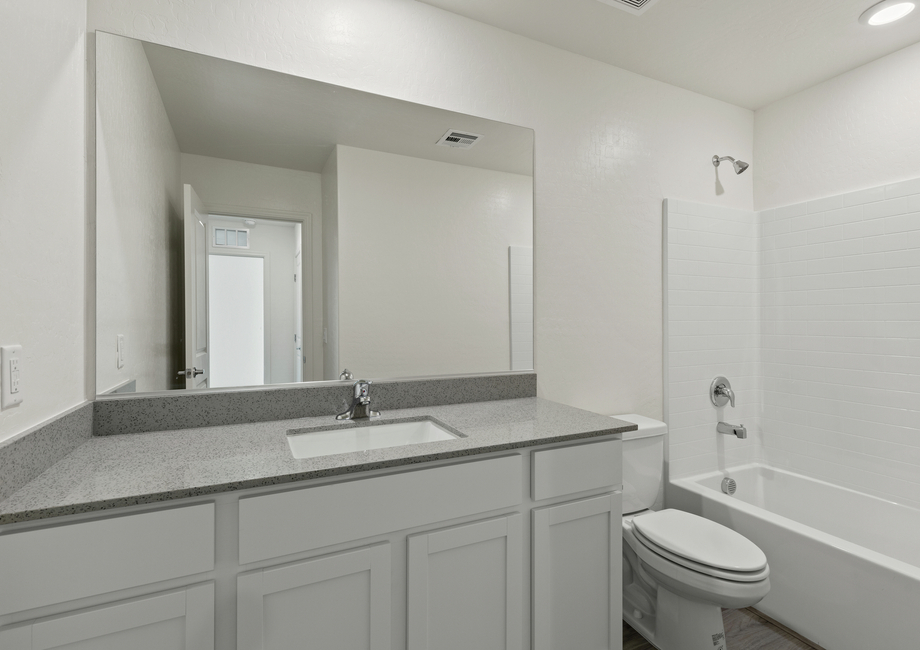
[
  {"xmin": 208, "ymin": 254, "xmax": 265, "ymax": 388},
  {"xmin": 183, "ymin": 184, "xmax": 210, "ymax": 389}
]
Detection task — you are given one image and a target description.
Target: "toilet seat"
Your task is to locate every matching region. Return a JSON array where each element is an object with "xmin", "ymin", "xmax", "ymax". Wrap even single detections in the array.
[
  {"xmin": 623, "ymin": 517, "xmax": 771, "ymax": 609},
  {"xmin": 632, "ymin": 509, "xmax": 767, "ymax": 572},
  {"xmin": 631, "ymin": 525, "xmax": 770, "ymax": 582},
  {"xmin": 629, "ymin": 509, "xmax": 770, "ymax": 582}
]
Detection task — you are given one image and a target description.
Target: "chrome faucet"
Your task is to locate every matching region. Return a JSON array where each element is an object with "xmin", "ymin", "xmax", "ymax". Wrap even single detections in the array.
[
  {"xmin": 336, "ymin": 379, "xmax": 380, "ymax": 420},
  {"xmin": 710, "ymin": 376, "xmax": 735, "ymax": 408},
  {"xmin": 717, "ymin": 422, "xmax": 747, "ymax": 439}
]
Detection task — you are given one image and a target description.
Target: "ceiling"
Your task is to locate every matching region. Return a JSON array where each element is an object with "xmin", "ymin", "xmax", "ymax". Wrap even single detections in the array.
[
  {"xmin": 416, "ymin": 0, "xmax": 920, "ymax": 110},
  {"xmin": 141, "ymin": 40, "xmax": 533, "ymax": 176}
]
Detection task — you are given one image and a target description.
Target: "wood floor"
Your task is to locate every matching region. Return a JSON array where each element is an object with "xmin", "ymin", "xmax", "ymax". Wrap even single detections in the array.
[{"xmin": 623, "ymin": 608, "xmax": 821, "ymax": 650}]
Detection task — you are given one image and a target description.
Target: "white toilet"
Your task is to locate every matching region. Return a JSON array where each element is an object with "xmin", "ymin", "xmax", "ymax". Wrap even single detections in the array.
[{"xmin": 614, "ymin": 414, "xmax": 770, "ymax": 650}]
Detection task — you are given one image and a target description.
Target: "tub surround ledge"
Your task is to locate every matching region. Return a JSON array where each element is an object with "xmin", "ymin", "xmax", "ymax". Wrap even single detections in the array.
[{"xmin": 0, "ymin": 396, "xmax": 633, "ymax": 525}]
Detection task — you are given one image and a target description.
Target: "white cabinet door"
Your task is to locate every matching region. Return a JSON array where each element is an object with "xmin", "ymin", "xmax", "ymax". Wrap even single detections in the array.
[
  {"xmin": 407, "ymin": 514, "xmax": 523, "ymax": 650},
  {"xmin": 0, "ymin": 583, "xmax": 214, "ymax": 650},
  {"xmin": 237, "ymin": 543, "xmax": 391, "ymax": 650},
  {"xmin": 533, "ymin": 493, "xmax": 622, "ymax": 650}
]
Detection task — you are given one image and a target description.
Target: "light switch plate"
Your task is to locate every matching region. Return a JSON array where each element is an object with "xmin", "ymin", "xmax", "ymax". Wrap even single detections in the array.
[
  {"xmin": 117, "ymin": 334, "xmax": 126, "ymax": 369},
  {"xmin": 1, "ymin": 345, "xmax": 23, "ymax": 409}
]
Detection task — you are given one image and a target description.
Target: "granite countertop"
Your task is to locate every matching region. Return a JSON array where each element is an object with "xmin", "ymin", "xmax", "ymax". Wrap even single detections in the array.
[{"xmin": 0, "ymin": 397, "xmax": 635, "ymax": 525}]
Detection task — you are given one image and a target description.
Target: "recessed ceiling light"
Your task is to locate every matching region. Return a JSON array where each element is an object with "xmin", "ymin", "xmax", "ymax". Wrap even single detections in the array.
[{"xmin": 859, "ymin": 0, "xmax": 916, "ymax": 25}]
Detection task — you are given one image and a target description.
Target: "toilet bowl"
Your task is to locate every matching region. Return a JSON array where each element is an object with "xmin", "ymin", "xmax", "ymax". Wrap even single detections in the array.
[{"xmin": 614, "ymin": 414, "xmax": 770, "ymax": 650}]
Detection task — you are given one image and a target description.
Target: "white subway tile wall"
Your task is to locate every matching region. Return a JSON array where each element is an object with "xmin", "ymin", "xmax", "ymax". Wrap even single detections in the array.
[
  {"xmin": 761, "ymin": 180, "xmax": 920, "ymax": 510},
  {"xmin": 666, "ymin": 180, "xmax": 920, "ymax": 508},
  {"xmin": 665, "ymin": 199, "xmax": 763, "ymax": 479}
]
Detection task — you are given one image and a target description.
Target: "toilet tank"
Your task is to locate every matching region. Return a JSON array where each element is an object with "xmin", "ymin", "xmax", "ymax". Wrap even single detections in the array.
[{"xmin": 612, "ymin": 414, "xmax": 666, "ymax": 514}]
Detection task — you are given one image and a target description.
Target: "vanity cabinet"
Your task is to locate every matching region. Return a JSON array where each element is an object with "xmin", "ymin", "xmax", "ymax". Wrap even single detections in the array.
[
  {"xmin": 532, "ymin": 493, "xmax": 622, "ymax": 650},
  {"xmin": 237, "ymin": 544, "xmax": 391, "ymax": 650},
  {"xmin": 0, "ymin": 583, "xmax": 215, "ymax": 650},
  {"xmin": 1, "ymin": 436, "xmax": 622, "ymax": 650},
  {"xmin": 407, "ymin": 514, "xmax": 523, "ymax": 650}
]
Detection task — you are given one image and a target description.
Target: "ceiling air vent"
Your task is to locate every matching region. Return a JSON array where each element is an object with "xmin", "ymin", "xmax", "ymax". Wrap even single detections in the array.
[
  {"xmin": 596, "ymin": 0, "xmax": 659, "ymax": 16},
  {"xmin": 436, "ymin": 129, "xmax": 483, "ymax": 149}
]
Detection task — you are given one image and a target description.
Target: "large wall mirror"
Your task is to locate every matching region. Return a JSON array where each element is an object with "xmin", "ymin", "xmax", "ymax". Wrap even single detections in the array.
[{"xmin": 95, "ymin": 32, "xmax": 534, "ymax": 396}]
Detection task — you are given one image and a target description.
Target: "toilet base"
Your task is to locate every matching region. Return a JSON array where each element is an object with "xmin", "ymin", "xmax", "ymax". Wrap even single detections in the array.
[
  {"xmin": 624, "ymin": 586, "xmax": 726, "ymax": 650},
  {"xmin": 657, "ymin": 587, "xmax": 725, "ymax": 650}
]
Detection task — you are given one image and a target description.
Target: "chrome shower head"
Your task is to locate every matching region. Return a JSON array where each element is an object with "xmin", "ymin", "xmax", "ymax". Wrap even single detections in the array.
[{"xmin": 712, "ymin": 155, "xmax": 749, "ymax": 175}]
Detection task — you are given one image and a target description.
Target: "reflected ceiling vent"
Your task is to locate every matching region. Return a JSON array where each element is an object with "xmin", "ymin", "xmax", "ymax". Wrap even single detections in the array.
[
  {"xmin": 436, "ymin": 129, "xmax": 483, "ymax": 149},
  {"xmin": 596, "ymin": 0, "xmax": 660, "ymax": 16}
]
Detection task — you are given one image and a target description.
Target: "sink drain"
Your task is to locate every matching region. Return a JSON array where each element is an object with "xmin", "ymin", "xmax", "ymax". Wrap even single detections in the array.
[{"xmin": 721, "ymin": 477, "xmax": 737, "ymax": 495}]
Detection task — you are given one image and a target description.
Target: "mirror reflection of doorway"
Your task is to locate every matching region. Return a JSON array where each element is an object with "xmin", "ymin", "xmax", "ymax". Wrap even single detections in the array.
[
  {"xmin": 207, "ymin": 215, "xmax": 302, "ymax": 388},
  {"xmin": 208, "ymin": 255, "xmax": 265, "ymax": 387}
]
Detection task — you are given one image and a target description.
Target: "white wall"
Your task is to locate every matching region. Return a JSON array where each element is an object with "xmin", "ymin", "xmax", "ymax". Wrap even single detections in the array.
[
  {"xmin": 96, "ymin": 32, "xmax": 183, "ymax": 394},
  {"xmin": 180, "ymin": 153, "xmax": 321, "ymax": 217},
  {"xmin": 180, "ymin": 153, "xmax": 323, "ymax": 380},
  {"xmin": 335, "ymin": 145, "xmax": 532, "ymax": 379},
  {"xmin": 0, "ymin": 1, "xmax": 87, "ymax": 444},
  {"xmin": 755, "ymin": 40, "xmax": 920, "ymax": 210},
  {"xmin": 759, "ymin": 179, "xmax": 920, "ymax": 510},
  {"xmin": 321, "ymin": 149, "xmax": 340, "ymax": 381},
  {"xmin": 665, "ymin": 200, "xmax": 762, "ymax": 479},
  {"xmin": 87, "ymin": 0, "xmax": 753, "ymax": 418}
]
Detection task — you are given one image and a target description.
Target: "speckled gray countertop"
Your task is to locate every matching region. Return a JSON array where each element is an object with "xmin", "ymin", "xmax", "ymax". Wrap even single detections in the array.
[{"xmin": 0, "ymin": 398, "xmax": 635, "ymax": 524}]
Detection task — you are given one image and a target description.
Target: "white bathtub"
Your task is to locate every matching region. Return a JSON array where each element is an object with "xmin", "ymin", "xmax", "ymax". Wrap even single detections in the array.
[{"xmin": 669, "ymin": 463, "xmax": 920, "ymax": 650}]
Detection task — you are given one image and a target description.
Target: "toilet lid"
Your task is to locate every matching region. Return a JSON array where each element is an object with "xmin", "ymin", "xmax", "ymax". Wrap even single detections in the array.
[{"xmin": 632, "ymin": 509, "xmax": 767, "ymax": 572}]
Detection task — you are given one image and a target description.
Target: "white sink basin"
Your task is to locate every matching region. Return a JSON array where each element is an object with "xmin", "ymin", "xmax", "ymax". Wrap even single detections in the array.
[{"xmin": 287, "ymin": 418, "xmax": 460, "ymax": 459}]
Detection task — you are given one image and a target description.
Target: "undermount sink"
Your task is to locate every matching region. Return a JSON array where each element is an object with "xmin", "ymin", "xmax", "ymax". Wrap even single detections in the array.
[{"xmin": 286, "ymin": 417, "xmax": 461, "ymax": 459}]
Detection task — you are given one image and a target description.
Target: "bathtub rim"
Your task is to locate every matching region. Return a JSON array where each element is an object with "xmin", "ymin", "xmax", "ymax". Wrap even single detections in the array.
[{"xmin": 669, "ymin": 462, "xmax": 920, "ymax": 581}]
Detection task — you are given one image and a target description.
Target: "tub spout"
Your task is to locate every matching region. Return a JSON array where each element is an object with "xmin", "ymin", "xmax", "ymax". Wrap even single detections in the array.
[{"xmin": 718, "ymin": 421, "xmax": 747, "ymax": 439}]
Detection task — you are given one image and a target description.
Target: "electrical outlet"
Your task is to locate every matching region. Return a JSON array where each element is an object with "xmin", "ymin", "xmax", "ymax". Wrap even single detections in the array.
[{"xmin": 1, "ymin": 345, "xmax": 23, "ymax": 409}]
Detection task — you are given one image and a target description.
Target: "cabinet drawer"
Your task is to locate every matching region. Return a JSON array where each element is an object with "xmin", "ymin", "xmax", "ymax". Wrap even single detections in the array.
[
  {"xmin": 0, "ymin": 583, "xmax": 215, "ymax": 650},
  {"xmin": 239, "ymin": 455, "xmax": 522, "ymax": 564},
  {"xmin": 532, "ymin": 439, "xmax": 621, "ymax": 501},
  {"xmin": 0, "ymin": 503, "xmax": 215, "ymax": 616}
]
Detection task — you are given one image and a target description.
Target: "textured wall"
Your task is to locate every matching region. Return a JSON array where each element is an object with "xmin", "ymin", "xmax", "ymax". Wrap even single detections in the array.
[
  {"xmin": 321, "ymin": 149, "xmax": 340, "ymax": 381},
  {"xmin": 755, "ymin": 40, "xmax": 920, "ymax": 210},
  {"xmin": 665, "ymin": 200, "xmax": 762, "ymax": 479},
  {"xmin": 0, "ymin": 2, "xmax": 87, "ymax": 445},
  {"xmin": 336, "ymin": 145, "xmax": 532, "ymax": 379},
  {"xmin": 87, "ymin": 0, "xmax": 753, "ymax": 419},
  {"xmin": 760, "ymin": 179, "xmax": 920, "ymax": 510},
  {"xmin": 95, "ymin": 33, "xmax": 183, "ymax": 395}
]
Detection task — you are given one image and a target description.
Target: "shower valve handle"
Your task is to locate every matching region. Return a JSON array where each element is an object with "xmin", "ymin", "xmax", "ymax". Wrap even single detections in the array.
[{"xmin": 710, "ymin": 376, "xmax": 735, "ymax": 408}]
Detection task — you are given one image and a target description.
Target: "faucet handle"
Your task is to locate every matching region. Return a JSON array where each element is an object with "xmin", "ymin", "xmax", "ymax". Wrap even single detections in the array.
[
  {"xmin": 710, "ymin": 376, "xmax": 735, "ymax": 408},
  {"xmin": 353, "ymin": 379, "xmax": 371, "ymax": 401}
]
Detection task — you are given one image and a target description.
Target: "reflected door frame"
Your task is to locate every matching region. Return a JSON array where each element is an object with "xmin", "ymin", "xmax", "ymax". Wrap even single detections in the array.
[{"xmin": 202, "ymin": 203, "xmax": 318, "ymax": 383}]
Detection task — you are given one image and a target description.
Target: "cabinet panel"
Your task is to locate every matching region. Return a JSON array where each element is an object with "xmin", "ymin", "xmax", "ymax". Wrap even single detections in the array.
[
  {"xmin": 532, "ymin": 439, "xmax": 621, "ymax": 501},
  {"xmin": 533, "ymin": 493, "xmax": 622, "ymax": 650},
  {"xmin": 408, "ymin": 514, "xmax": 522, "ymax": 650},
  {"xmin": 0, "ymin": 503, "xmax": 215, "ymax": 615},
  {"xmin": 0, "ymin": 583, "xmax": 214, "ymax": 650},
  {"xmin": 238, "ymin": 543, "xmax": 390, "ymax": 650},
  {"xmin": 239, "ymin": 455, "xmax": 522, "ymax": 564}
]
